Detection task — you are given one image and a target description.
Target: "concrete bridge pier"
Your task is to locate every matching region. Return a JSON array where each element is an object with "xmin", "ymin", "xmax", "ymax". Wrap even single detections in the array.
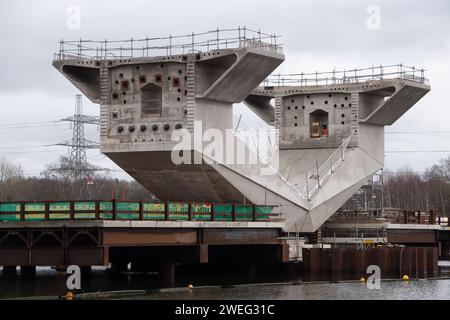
[
  {"xmin": 160, "ymin": 264, "xmax": 176, "ymax": 288},
  {"xmin": 110, "ymin": 262, "xmax": 129, "ymax": 274},
  {"xmin": 81, "ymin": 266, "xmax": 92, "ymax": 278},
  {"xmin": 2, "ymin": 266, "xmax": 17, "ymax": 277},
  {"xmin": 20, "ymin": 266, "xmax": 36, "ymax": 278}
]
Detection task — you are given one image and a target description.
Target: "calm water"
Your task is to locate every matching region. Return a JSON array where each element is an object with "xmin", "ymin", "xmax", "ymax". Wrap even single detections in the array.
[
  {"xmin": 132, "ymin": 279, "xmax": 450, "ymax": 300},
  {"xmin": 1, "ymin": 264, "xmax": 450, "ymax": 300}
]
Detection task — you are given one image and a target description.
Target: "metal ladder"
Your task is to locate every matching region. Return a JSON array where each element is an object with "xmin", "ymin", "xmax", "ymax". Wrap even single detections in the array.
[
  {"xmin": 274, "ymin": 96, "xmax": 283, "ymax": 131},
  {"xmin": 99, "ymin": 64, "xmax": 109, "ymax": 138},
  {"xmin": 350, "ymin": 93, "xmax": 359, "ymax": 140},
  {"xmin": 185, "ymin": 57, "xmax": 195, "ymax": 133}
]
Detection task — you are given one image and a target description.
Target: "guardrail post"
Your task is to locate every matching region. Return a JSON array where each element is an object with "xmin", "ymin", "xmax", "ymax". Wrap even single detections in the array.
[
  {"xmin": 104, "ymin": 39, "xmax": 107, "ymax": 60},
  {"xmin": 216, "ymin": 28, "xmax": 220, "ymax": 50},
  {"xmin": 70, "ymin": 201, "xmax": 75, "ymax": 220},
  {"xmin": 20, "ymin": 203, "xmax": 25, "ymax": 222},
  {"xmin": 252, "ymin": 204, "xmax": 257, "ymax": 221},
  {"xmin": 211, "ymin": 203, "xmax": 215, "ymax": 221},
  {"xmin": 164, "ymin": 202, "xmax": 169, "ymax": 221},
  {"xmin": 188, "ymin": 203, "xmax": 192, "ymax": 221},
  {"xmin": 45, "ymin": 202, "xmax": 50, "ymax": 221},
  {"xmin": 130, "ymin": 37, "xmax": 134, "ymax": 58},
  {"xmin": 95, "ymin": 201, "xmax": 100, "ymax": 220},
  {"xmin": 139, "ymin": 201, "xmax": 144, "ymax": 221},
  {"xmin": 112, "ymin": 199, "xmax": 117, "ymax": 221},
  {"xmin": 232, "ymin": 204, "xmax": 237, "ymax": 221},
  {"xmin": 59, "ymin": 40, "xmax": 64, "ymax": 60}
]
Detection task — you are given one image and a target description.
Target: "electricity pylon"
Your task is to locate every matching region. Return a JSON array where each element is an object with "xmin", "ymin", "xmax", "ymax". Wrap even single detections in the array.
[{"xmin": 57, "ymin": 94, "xmax": 100, "ymax": 179}]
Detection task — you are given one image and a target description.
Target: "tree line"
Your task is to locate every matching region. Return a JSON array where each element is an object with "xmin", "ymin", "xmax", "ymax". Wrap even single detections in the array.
[
  {"xmin": 383, "ymin": 155, "xmax": 450, "ymax": 216},
  {"xmin": 0, "ymin": 157, "xmax": 154, "ymax": 202},
  {"xmin": 0, "ymin": 155, "xmax": 449, "ymax": 216}
]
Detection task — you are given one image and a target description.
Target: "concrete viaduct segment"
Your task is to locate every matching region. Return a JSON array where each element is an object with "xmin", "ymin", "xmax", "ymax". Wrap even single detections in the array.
[
  {"xmin": 53, "ymin": 29, "xmax": 430, "ymax": 234},
  {"xmin": 243, "ymin": 66, "xmax": 430, "ymax": 232},
  {"xmin": 53, "ymin": 28, "xmax": 285, "ymax": 205}
]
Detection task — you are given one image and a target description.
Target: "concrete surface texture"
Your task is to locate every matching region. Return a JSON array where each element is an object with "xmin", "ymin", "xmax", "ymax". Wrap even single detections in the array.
[{"xmin": 53, "ymin": 29, "xmax": 430, "ymax": 233}]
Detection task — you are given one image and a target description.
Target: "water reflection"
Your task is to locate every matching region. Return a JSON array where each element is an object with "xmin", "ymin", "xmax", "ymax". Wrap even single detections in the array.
[{"xmin": 0, "ymin": 265, "xmax": 449, "ymax": 300}]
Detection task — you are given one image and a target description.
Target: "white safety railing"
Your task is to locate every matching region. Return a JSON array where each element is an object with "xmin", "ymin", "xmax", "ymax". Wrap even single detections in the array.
[
  {"xmin": 54, "ymin": 27, "xmax": 282, "ymax": 61},
  {"xmin": 263, "ymin": 64, "xmax": 428, "ymax": 87},
  {"xmin": 303, "ymin": 134, "xmax": 353, "ymax": 201}
]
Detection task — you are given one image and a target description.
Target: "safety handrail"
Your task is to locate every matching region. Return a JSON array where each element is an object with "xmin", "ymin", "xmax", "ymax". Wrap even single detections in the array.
[
  {"xmin": 303, "ymin": 134, "xmax": 353, "ymax": 201},
  {"xmin": 54, "ymin": 27, "xmax": 283, "ymax": 61},
  {"xmin": 263, "ymin": 64, "xmax": 429, "ymax": 87}
]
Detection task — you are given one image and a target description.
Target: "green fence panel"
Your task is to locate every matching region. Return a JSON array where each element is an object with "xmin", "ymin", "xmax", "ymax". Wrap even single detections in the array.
[
  {"xmin": 192, "ymin": 203, "xmax": 212, "ymax": 213},
  {"xmin": 100, "ymin": 213, "xmax": 113, "ymax": 220},
  {"xmin": 255, "ymin": 206, "xmax": 274, "ymax": 221},
  {"xmin": 74, "ymin": 213, "xmax": 96, "ymax": 220},
  {"xmin": 74, "ymin": 202, "xmax": 96, "ymax": 211},
  {"xmin": 49, "ymin": 202, "xmax": 70, "ymax": 211},
  {"xmin": 0, "ymin": 214, "xmax": 20, "ymax": 222},
  {"xmin": 235, "ymin": 205, "xmax": 253, "ymax": 214},
  {"xmin": 192, "ymin": 214, "xmax": 212, "ymax": 221},
  {"xmin": 0, "ymin": 203, "xmax": 20, "ymax": 212},
  {"xmin": 100, "ymin": 202, "xmax": 113, "ymax": 211},
  {"xmin": 144, "ymin": 213, "xmax": 166, "ymax": 220},
  {"xmin": 24, "ymin": 214, "xmax": 46, "ymax": 221},
  {"xmin": 168, "ymin": 203, "xmax": 189, "ymax": 213},
  {"xmin": 117, "ymin": 213, "xmax": 140, "ymax": 220},
  {"xmin": 49, "ymin": 213, "xmax": 71, "ymax": 220},
  {"xmin": 168, "ymin": 213, "xmax": 189, "ymax": 221},
  {"xmin": 117, "ymin": 202, "xmax": 140, "ymax": 212},
  {"xmin": 255, "ymin": 206, "xmax": 273, "ymax": 214},
  {"xmin": 25, "ymin": 203, "xmax": 45, "ymax": 212},
  {"xmin": 143, "ymin": 203, "xmax": 165, "ymax": 212},
  {"xmin": 213, "ymin": 204, "xmax": 233, "ymax": 221}
]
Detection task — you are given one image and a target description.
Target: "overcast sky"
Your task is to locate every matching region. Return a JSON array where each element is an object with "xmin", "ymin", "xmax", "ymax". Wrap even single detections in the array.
[{"xmin": 0, "ymin": 0, "xmax": 449, "ymax": 179}]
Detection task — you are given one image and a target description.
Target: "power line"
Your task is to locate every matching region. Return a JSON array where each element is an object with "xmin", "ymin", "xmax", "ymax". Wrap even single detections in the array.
[
  {"xmin": 0, "ymin": 149, "xmax": 65, "ymax": 155},
  {"xmin": 0, "ymin": 120, "xmax": 62, "ymax": 126},
  {"xmin": 0, "ymin": 123, "xmax": 71, "ymax": 130},
  {"xmin": 386, "ymin": 132, "xmax": 450, "ymax": 134},
  {"xmin": 0, "ymin": 144, "xmax": 56, "ymax": 150},
  {"xmin": 386, "ymin": 150, "xmax": 450, "ymax": 154}
]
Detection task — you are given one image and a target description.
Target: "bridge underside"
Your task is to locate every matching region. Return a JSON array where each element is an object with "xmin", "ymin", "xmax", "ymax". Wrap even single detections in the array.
[{"xmin": 0, "ymin": 223, "xmax": 288, "ymax": 268}]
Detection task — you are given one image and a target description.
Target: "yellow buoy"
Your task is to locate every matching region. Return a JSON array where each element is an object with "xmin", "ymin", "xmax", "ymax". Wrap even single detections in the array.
[
  {"xmin": 402, "ymin": 275, "xmax": 410, "ymax": 281},
  {"xmin": 188, "ymin": 284, "xmax": 194, "ymax": 289},
  {"xmin": 66, "ymin": 292, "xmax": 73, "ymax": 300},
  {"xmin": 359, "ymin": 277, "xmax": 366, "ymax": 283}
]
